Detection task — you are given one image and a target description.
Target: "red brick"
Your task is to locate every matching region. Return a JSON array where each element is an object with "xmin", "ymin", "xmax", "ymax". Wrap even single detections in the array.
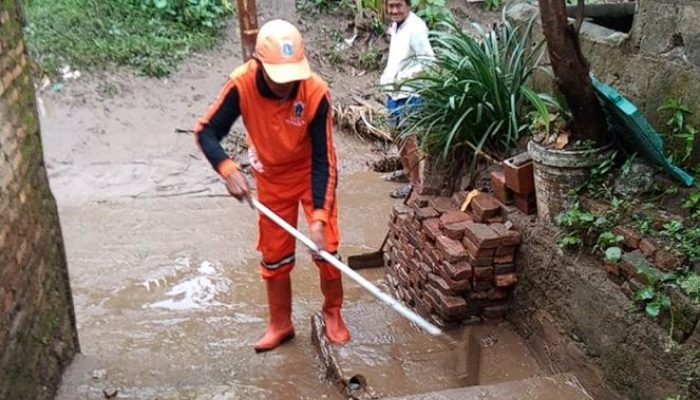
[
  {"xmin": 393, "ymin": 202, "xmax": 412, "ymax": 218},
  {"xmin": 604, "ymin": 262, "xmax": 620, "ymax": 276},
  {"xmin": 463, "ymin": 222, "xmax": 501, "ymax": 249},
  {"xmin": 416, "ymin": 206, "xmax": 440, "ymax": 221},
  {"xmin": 494, "ymin": 263, "xmax": 515, "ymax": 274},
  {"xmin": 473, "ymin": 266, "xmax": 494, "ymax": 282},
  {"xmin": 491, "ymin": 223, "xmax": 522, "ymax": 246},
  {"xmin": 639, "ymin": 238, "xmax": 657, "ymax": 258},
  {"xmin": 654, "ymin": 247, "xmax": 686, "ymax": 271},
  {"xmin": 431, "ymin": 196, "xmax": 454, "ymax": 213},
  {"xmin": 397, "ymin": 267, "xmax": 410, "ymax": 286},
  {"xmin": 429, "ymin": 273, "xmax": 455, "ymax": 295},
  {"xmin": 423, "ymin": 288, "xmax": 440, "ymax": 309},
  {"xmin": 490, "ymin": 169, "xmax": 514, "ymax": 205},
  {"xmin": 463, "ymin": 237, "xmax": 497, "ymax": 258},
  {"xmin": 425, "ymin": 248, "xmax": 441, "ymax": 267},
  {"xmin": 414, "ymin": 295, "xmax": 433, "ymax": 315},
  {"xmin": 439, "ymin": 211, "xmax": 472, "ymax": 228},
  {"xmin": 451, "ymin": 191, "xmax": 470, "ymax": 208},
  {"xmin": 469, "ymin": 290, "xmax": 490, "ymax": 301},
  {"xmin": 495, "ymin": 245, "xmax": 516, "ymax": 257},
  {"xmin": 513, "ymin": 192, "xmax": 536, "ymax": 214},
  {"xmin": 504, "ymin": 154, "xmax": 534, "ymax": 194},
  {"xmin": 612, "ymin": 225, "xmax": 642, "ymax": 249},
  {"xmin": 405, "ymin": 229, "xmax": 420, "ymax": 248},
  {"xmin": 471, "ymin": 193, "xmax": 501, "ymax": 221},
  {"xmin": 487, "ymin": 216, "xmax": 506, "ymax": 224},
  {"xmin": 406, "ymin": 245, "xmax": 416, "ymax": 258},
  {"xmin": 603, "ymin": 262, "xmax": 625, "ymax": 285},
  {"xmin": 495, "ymin": 273, "xmax": 518, "ymax": 287},
  {"xmin": 427, "ymin": 284, "xmax": 469, "ymax": 318},
  {"xmin": 447, "ymin": 275, "xmax": 471, "ymax": 292},
  {"xmin": 467, "ymin": 253, "xmax": 493, "ymax": 267},
  {"xmin": 418, "ymin": 262, "xmax": 432, "ymax": 279},
  {"xmin": 504, "ymin": 230, "xmax": 522, "ymax": 246},
  {"xmin": 439, "ymin": 261, "xmax": 472, "ymax": 281},
  {"xmin": 436, "ymin": 235, "xmax": 467, "ymax": 262},
  {"xmin": 620, "ymin": 250, "xmax": 652, "ymax": 284},
  {"xmin": 443, "ymin": 221, "xmax": 470, "ymax": 241},
  {"xmin": 473, "ymin": 281, "xmax": 493, "ymax": 291},
  {"xmin": 396, "ymin": 213, "xmax": 410, "ymax": 225},
  {"xmin": 408, "ymin": 194, "xmax": 434, "ymax": 208},
  {"xmin": 494, "ymin": 254, "xmax": 514, "ymax": 265}
]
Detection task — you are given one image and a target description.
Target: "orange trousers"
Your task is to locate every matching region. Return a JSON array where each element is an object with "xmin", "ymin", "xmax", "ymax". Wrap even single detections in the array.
[{"xmin": 255, "ymin": 171, "xmax": 341, "ymax": 281}]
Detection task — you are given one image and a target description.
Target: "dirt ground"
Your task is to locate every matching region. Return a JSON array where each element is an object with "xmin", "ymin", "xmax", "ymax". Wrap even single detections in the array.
[{"xmin": 35, "ymin": 2, "xmax": 522, "ymax": 399}]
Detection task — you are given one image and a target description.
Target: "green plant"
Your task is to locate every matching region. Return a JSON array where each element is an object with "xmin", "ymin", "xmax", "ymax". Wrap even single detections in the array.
[
  {"xmin": 683, "ymin": 192, "xmax": 700, "ymax": 220},
  {"xmin": 484, "ymin": 0, "xmax": 502, "ymax": 11},
  {"xmin": 555, "ymin": 204, "xmax": 598, "ymax": 249},
  {"xmin": 358, "ymin": 46, "xmax": 381, "ymax": 70},
  {"xmin": 24, "ymin": 0, "xmax": 232, "ymax": 77},
  {"xmin": 297, "ymin": 0, "xmax": 354, "ymax": 16},
  {"xmin": 328, "ymin": 48, "xmax": 344, "ymax": 68},
  {"xmin": 596, "ymin": 231, "xmax": 623, "ymax": 252},
  {"xmin": 151, "ymin": 0, "xmax": 232, "ymax": 28},
  {"xmin": 399, "ymin": 11, "xmax": 551, "ymax": 167},
  {"xmin": 570, "ymin": 139, "xmax": 597, "ymax": 151},
  {"xmin": 634, "ymin": 263, "xmax": 676, "ymax": 318},
  {"xmin": 659, "ymin": 220, "xmax": 700, "ymax": 262},
  {"xmin": 577, "ymin": 150, "xmax": 616, "ymax": 197},
  {"xmin": 605, "ymin": 246, "xmax": 622, "ymax": 263},
  {"xmin": 632, "ymin": 212, "xmax": 653, "ymax": 235},
  {"xmin": 413, "ymin": 0, "xmax": 453, "ymax": 30},
  {"xmin": 371, "ymin": 15, "xmax": 385, "ymax": 36},
  {"xmin": 658, "ymin": 98, "xmax": 698, "ymax": 167},
  {"xmin": 678, "ymin": 273, "xmax": 700, "ymax": 302}
]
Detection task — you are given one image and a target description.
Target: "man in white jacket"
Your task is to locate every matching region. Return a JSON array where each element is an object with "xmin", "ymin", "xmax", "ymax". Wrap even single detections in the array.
[{"xmin": 381, "ymin": 0, "xmax": 435, "ymax": 199}]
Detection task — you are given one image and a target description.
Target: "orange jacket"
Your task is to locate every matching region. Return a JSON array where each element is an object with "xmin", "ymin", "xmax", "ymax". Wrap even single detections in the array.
[{"xmin": 194, "ymin": 60, "xmax": 338, "ymax": 223}]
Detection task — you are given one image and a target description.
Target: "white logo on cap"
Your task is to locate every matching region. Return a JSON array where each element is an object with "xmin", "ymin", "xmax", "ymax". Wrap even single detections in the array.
[{"xmin": 281, "ymin": 41, "xmax": 294, "ymax": 58}]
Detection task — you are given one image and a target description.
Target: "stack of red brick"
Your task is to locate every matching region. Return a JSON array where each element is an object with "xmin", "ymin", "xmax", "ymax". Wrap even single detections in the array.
[
  {"xmin": 385, "ymin": 192, "xmax": 522, "ymax": 327},
  {"xmin": 491, "ymin": 152, "xmax": 536, "ymax": 214}
]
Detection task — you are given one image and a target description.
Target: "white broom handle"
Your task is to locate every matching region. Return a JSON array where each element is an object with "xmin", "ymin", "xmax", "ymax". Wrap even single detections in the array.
[{"xmin": 252, "ymin": 198, "xmax": 442, "ymax": 337}]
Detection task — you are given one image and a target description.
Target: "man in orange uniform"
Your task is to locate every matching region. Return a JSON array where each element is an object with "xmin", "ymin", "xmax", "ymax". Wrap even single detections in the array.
[{"xmin": 194, "ymin": 19, "xmax": 351, "ymax": 352}]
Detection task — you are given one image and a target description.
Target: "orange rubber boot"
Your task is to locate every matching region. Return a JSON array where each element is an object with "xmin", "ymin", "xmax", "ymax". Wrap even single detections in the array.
[
  {"xmin": 254, "ymin": 276, "xmax": 295, "ymax": 352},
  {"xmin": 320, "ymin": 278, "xmax": 351, "ymax": 343}
]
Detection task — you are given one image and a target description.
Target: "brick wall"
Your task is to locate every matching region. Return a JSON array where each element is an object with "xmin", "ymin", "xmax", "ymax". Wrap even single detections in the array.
[
  {"xmin": 508, "ymin": 213, "xmax": 699, "ymax": 400},
  {"xmin": 0, "ymin": 2, "xmax": 79, "ymax": 400},
  {"xmin": 385, "ymin": 192, "xmax": 521, "ymax": 328}
]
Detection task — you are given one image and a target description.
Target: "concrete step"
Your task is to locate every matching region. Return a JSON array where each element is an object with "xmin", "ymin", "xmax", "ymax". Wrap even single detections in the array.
[{"xmin": 385, "ymin": 373, "xmax": 594, "ymax": 400}]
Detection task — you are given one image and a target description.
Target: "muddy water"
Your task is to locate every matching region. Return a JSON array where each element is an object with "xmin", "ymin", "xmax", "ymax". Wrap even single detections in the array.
[{"xmin": 53, "ymin": 172, "xmax": 395, "ymax": 399}]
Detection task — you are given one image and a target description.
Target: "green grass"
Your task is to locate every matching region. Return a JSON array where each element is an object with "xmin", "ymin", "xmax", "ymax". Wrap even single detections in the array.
[{"xmin": 23, "ymin": 0, "xmax": 233, "ymax": 78}]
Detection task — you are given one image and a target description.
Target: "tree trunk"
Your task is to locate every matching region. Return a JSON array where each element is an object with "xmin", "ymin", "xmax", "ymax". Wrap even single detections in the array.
[{"xmin": 538, "ymin": 0, "xmax": 609, "ymax": 145}]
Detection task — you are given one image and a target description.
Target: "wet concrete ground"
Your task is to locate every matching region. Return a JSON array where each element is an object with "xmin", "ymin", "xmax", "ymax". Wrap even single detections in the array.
[{"xmin": 52, "ymin": 174, "xmax": 395, "ymax": 400}]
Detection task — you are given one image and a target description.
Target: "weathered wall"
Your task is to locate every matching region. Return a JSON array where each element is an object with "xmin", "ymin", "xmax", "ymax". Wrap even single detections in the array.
[
  {"xmin": 511, "ymin": 1, "xmax": 700, "ymax": 162},
  {"xmin": 631, "ymin": 0, "xmax": 700, "ymax": 67},
  {"xmin": 508, "ymin": 215, "xmax": 699, "ymax": 400},
  {"xmin": 0, "ymin": 2, "xmax": 80, "ymax": 399}
]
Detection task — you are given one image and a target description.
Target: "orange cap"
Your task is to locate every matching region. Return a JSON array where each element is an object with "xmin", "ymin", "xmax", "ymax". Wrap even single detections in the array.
[{"xmin": 255, "ymin": 20, "xmax": 311, "ymax": 84}]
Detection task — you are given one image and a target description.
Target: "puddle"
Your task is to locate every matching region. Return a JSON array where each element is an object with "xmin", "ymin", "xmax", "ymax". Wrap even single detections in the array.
[{"xmin": 145, "ymin": 259, "xmax": 231, "ymax": 311}]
